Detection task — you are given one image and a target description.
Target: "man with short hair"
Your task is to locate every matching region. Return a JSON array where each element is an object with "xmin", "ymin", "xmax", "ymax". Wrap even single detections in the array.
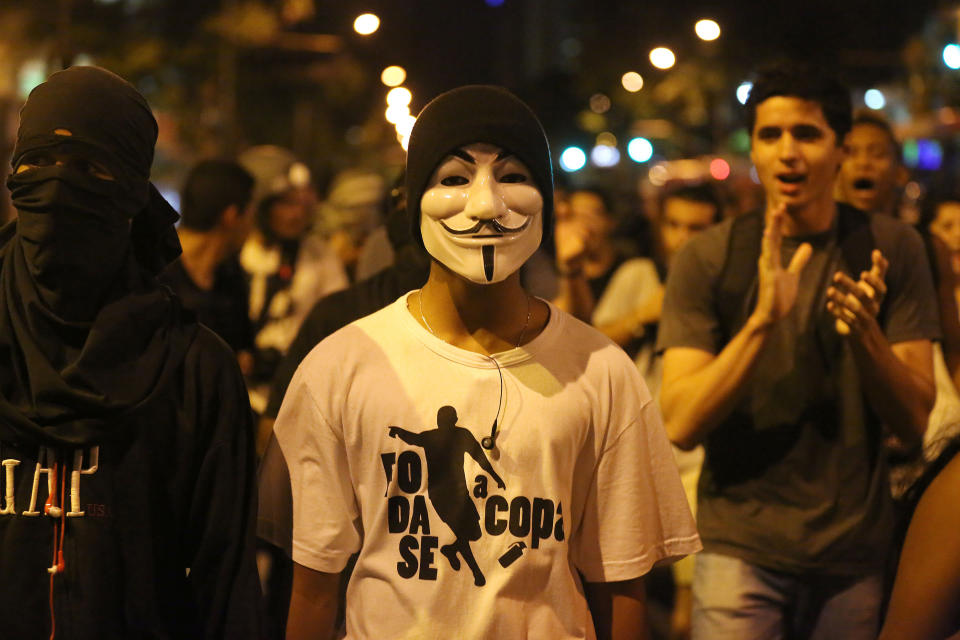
[
  {"xmin": 159, "ymin": 159, "xmax": 255, "ymax": 356},
  {"xmin": 838, "ymin": 111, "xmax": 908, "ymax": 217},
  {"xmin": 657, "ymin": 63, "xmax": 939, "ymax": 638},
  {"xmin": 273, "ymin": 85, "xmax": 700, "ymax": 640}
]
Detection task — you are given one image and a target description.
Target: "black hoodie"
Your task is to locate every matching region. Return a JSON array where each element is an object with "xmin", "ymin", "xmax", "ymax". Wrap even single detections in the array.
[{"xmin": 0, "ymin": 66, "xmax": 261, "ymax": 639}]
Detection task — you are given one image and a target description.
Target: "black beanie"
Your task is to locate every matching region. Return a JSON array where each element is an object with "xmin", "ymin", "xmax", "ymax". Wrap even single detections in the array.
[{"xmin": 405, "ymin": 85, "xmax": 553, "ymax": 250}]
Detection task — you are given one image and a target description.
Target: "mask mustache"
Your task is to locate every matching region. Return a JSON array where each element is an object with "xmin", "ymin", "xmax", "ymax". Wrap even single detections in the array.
[{"xmin": 439, "ymin": 217, "xmax": 532, "ymax": 236}]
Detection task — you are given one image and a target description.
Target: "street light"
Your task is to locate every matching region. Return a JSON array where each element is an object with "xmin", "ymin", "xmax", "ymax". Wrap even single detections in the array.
[
  {"xmin": 943, "ymin": 44, "xmax": 960, "ymax": 70},
  {"xmin": 621, "ymin": 71, "xmax": 644, "ymax": 92},
  {"xmin": 381, "ymin": 66, "xmax": 406, "ymax": 87},
  {"xmin": 387, "ymin": 87, "xmax": 412, "ymax": 107},
  {"xmin": 354, "ymin": 13, "xmax": 380, "ymax": 35},
  {"xmin": 649, "ymin": 47, "xmax": 675, "ymax": 70},
  {"xmin": 694, "ymin": 19, "xmax": 721, "ymax": 41}
]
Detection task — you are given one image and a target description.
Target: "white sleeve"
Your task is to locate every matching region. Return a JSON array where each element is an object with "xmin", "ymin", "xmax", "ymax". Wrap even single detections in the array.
[
  {"xmin": 572, "ymin": 394, "xmax": 701, "ymax": 583},
  {"xmin": 274, "ymin": 364, "xmax": 361, "ymax": 573},
  {"xmin": 591, "ymin": 258, "xmax": 661, "ymax": 327}
]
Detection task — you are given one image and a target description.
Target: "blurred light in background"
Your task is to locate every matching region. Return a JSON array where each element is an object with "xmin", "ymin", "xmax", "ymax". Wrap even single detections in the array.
[
  {"xmin": 353, "ymin": 13, "xmax": 380, "ymax": 35},
  {"xmin": 590, "ymin": 144, "xmax": 620, "ymax": 168},
  {"xmin": 596, "ymin": 132, "xmax": 617, "ymax": 146},
  {"xmin": 903, "ymin": 139, "xmax": 944, "ymax": 170},
  {"xmin": 627, "ymin": 137, "xmax": 654, "ymax": 163},
  {"xmin": 381, "ymin": 66, "xmax": 406, "ymax": 87},
  {"xmin": 621, "ymin": 71, "xmax": 644, "ymax": 92},
  {"xmin": 395, "ymin": 114, "xmax": 417, "ymax": 138},
  {"xmin": 590, "ymin": 93, "xmax": 611, "ymax": 114},
  {"xmin": 18, "ymin": 59, "xmax": 47, "ymax": 99},
  {"xmin": 736, "ymin": 81, "xmax": 753, "ymax": 105},
  {"xmin": 695, "ymin": 19, "xmax": 721, "ymax": 41},
  {"xmin": 385, "ymin": 104, "xmax": 409, "ymax": 124},
  {"xmin": 386, "ymin": 86, "xmax": 412, "ymax": 107},
  {"xmin": 649, "ymin": 47, "xmax": 676, "ymax": 70},
  {"xmin": 648, "ymin": 163, "xmax": 669, "ymax": 186},
  {"xmin": 864, "ymin": 89, "xmax": 885, "ymax": 110},
  {"xmin": 485, "ymin": 0, "xmax": 505, "ymax": 6},
  {"xmin": 709, "ymin": 158, "xmax": 731, "ymax": 180},
  {"xmin": 559, "ymin": 147, "xmax": 587, "ymax": 172},
  {"xmin": 943, "ymin": 44, "xmax": 960, "ymax": 69}
]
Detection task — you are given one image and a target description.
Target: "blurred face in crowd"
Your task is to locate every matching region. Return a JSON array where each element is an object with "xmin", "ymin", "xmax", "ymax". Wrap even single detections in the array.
[
  {"xmin": 229, "ymin": 200, "xmax": 256, "ymax": 252},
  {"xmin": 566, "ymin": 190, "xmax": 614, "ymax": 253},
  {"xmin": 268, "ymin": 187, "xmax": 314, "ymax": 241},
  {"xmin": 930, "ymin": 201, "xmax": 960, "ymax": 253},
  {"xmin": 420, "ymin": 142, "xmax": 543, "ymax": 284},
  {"xmin": 659, "ymin": 196, "xmax": 717, "ymax": 263},
  {"xmin": 839, "ymin": 123, "xmax": 904, "ymax": 214},
  {"xmin": 750, "ymin": 96, "xmax": 844, "ymax": 217}
]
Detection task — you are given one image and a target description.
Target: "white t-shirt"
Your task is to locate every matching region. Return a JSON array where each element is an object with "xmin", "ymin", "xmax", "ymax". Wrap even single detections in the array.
[{"xmin": 274, "ymin": 293, "xmax": 700, "ymax": 639}]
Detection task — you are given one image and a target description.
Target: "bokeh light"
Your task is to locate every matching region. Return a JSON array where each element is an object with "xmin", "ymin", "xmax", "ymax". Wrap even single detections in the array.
[
  {"xmin": 386, "ymin": 87, "xmax": 412, "ymax": 107},
  {"xmin": 710, "ymin": 158, "xmax": 731, "ymax": 180},
  {"xmin": 385, "ymin": 104, "xmax": 410, "ymax": 124},
  {"xmin": 648, "ymin": 163, "xmax": 670, "ymax": 187},
  {"xmin": 864, "ymin": 89, "xmax": 885, "ymax": 110},
  {"xmin": 590, "ymin": 144, "xmax": 620, "ymax": 168},
  {"xmin": 395, "ymin": 114, "xmax": 417, "ymax": 138},
  {"xmin": 649, "ymin": 47, "xmax": 676, "ymax": 70},
  {"xmin": 590, "ymin": 93, "xmax": 611, "ymax": 114},
  {"xmin": 736, "ymin": 81, "xmax": 753, "ymax": 105},
  {"xmin": 596, "ymin": 132, "xmax": 617, "ymax": 147},
  {"xmin": 943, "ymin": 44, "xmax": 960, "ymax": 70},
  {"xmin": 695, "ymin": 19, "xmax": 721, "ymax": 41},
  {"xmin": 621, "ymin": 71, "xmax": 644, "ymax": 92},
  {"xmin": 353, "ymin": 13, "xmax": 380, "ymax": 35},
  {"xmin": 381, "ymin": 66, "xmax": 406, "ymax": 87},
  {"xmin": 559, "ymin": 147, "xmax": 587, "ymax": 172},
  {"xmin": 627, "ymin": 137, "xmax": 654, "ymax": 163}
]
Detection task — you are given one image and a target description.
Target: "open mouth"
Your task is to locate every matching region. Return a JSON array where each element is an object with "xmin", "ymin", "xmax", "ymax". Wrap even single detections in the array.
[
  {"xmin": 777, "ymin": 173, "xmax": 806, "ymax": 184},
  {"xmin": 852, "ymin": 178, "xmax": 876, "ymax": 191}
]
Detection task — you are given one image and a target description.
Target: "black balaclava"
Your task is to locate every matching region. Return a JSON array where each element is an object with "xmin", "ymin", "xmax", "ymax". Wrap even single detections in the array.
[
  {"xmin": 405, "ymin": 85, "xmax": 554, "ymax": 251},
  {"xmin": 0, "ymin": 66, "xmax": 192, "ymax": 447},
  {"xmin": 6, "ymin": 65, "xmax": 179, "ymax": 319}
]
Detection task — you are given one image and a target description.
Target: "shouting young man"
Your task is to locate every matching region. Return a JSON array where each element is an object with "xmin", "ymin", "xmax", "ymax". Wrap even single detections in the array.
[
  {"xmin": 274, "ymin": 85, "xmax": 700, "ymax": 639},
  {"xmin": 657, "ymin": 63, "xmax": 939, "ymax": 638}
]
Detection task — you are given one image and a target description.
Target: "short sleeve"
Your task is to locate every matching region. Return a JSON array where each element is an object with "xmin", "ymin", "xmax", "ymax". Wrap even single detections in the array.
[
  {"xmin": 881, "ymin": 223, "xmax": 941, "ymax": 344},
  {"xmin": 592, "ymin": 258, "xmax": 661, "ymax": 327},
  {"xmin": 273, "ymin": 363, "xmax": 361, "ymax": 572},
  {"xmin": 572, "ymin": 394, "xmax": 701, "ymax": 582},
  {"xmin": 656, "ymin": 228, "xmax": 726, "ymax": 354}
]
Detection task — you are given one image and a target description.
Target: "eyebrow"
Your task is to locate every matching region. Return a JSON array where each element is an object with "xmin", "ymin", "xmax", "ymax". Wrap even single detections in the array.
[
  {"xmin": 451, "ymin": 149, "xmax": 475, "ymax": 164},
  {"xmin": 449, "ymin": 149, "xmax": 515, "ymax": 163}
]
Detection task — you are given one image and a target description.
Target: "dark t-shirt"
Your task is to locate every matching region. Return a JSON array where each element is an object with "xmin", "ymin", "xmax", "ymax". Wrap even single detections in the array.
[
  {"xmin": 159, "ymin": 256, "xmax": 253, "ymax": 353},
  {"xmin": 656, "ymin": 206, "xmax": 941, "ymax": 574}
]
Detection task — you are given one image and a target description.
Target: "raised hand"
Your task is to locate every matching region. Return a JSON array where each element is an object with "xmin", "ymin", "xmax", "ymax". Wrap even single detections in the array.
[
  {"xmin": 753, "ymin": 205, "xmax": 813, "ymax": 326},
  {"xmin": 827, "ymin": 249, "xmax": 888, "ymax": 336}
]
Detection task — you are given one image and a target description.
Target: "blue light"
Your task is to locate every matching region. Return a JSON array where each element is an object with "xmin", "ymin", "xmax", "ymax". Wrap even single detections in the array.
[
  {"xmin": 736, "ymin": 81, "xmax": 753, "ymax": 105},
  {"xmin": 485, "ymin": 0, "xmax": 505, "ymax": 6},
  {"xmin": 590, "ymin": 145, "xmax": 620, "ymax": 168},
  {"xmin": 864, "ymin": 89, "xmax": 885, "ymax": 110},
  {"xmin": 627, "ymin": 137, "xmax": 654, "ymax": 163},
  {"xmin": 944, "ymin": 44, "xmax": 960, "ymax": 70},
  {"xmin": 559, "ymin": 147, "xmax": 587, "ymax": 172},
  {"xmin": 917, "ymin": 139, "xmax": 943, "ymax": 171}
]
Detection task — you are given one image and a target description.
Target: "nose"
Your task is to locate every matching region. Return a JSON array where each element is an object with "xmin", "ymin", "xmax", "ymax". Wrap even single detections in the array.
[
  {"xmin": 463, "ymin": 170, "xmax": 506, "ymax": 220},
  {"xmin": 777, "ymin": 134, "xmax": 800, "ymax": 162}
]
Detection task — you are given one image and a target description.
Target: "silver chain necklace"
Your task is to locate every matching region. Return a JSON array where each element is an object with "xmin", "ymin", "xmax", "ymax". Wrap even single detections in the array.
[{"xmin": 417, "ymin": 288, "xmax": 532, "ymax": 350}]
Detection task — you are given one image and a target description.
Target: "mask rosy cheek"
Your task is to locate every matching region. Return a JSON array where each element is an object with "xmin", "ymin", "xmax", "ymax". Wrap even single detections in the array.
[
  {"xmin": 501, "ymin": 185, "xmax": 543, "ymax": 218},
  {"xmin": 421, "ymin": 188, "xmax": 468, "ymax": 220}
]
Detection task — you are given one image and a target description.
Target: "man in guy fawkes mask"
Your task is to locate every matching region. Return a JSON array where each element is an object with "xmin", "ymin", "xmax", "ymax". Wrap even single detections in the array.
[
  {"xmin": 269, "ymin": 85, "xmax": 699, "ymax": 640},
  {"xmin": 0, "ymin": 66, "xmax": 261, "ymax": 639}
]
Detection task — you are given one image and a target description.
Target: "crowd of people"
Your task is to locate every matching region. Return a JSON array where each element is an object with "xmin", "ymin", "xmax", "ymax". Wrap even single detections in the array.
[{"xmin": 1, "ymin": 61, "xmax": 959, "ymax": 640}]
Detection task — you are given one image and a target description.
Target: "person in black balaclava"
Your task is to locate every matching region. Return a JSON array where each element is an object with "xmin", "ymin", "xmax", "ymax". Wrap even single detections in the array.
[{"xmin": 0, "ymin": 66, "xmax": 261, "ymax": 640}]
